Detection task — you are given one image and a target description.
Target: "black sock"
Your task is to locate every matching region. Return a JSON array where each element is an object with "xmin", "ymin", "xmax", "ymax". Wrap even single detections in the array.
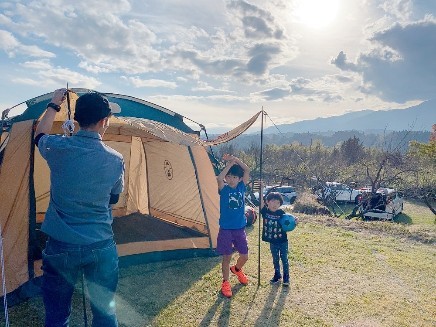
[{"xmin": 234, "ymin": 266, "xmax": 240, "ymax": 272}]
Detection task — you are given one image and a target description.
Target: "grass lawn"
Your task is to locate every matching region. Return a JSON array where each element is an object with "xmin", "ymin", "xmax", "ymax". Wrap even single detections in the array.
[{"xmin": 2, "ymin": 200, "xmax": 435, "ymax": 326}]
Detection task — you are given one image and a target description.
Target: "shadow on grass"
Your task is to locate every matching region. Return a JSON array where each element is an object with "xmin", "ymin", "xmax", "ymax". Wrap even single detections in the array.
[
  {"xmin": 394, "ymin": 213, "xmax": 413, "ymax": 225},
  {"xmin": 198, "ymin": 284, "xmax": 247, "ymax": 327},
  {"xmin": 240, "ymin": 285, "xmax": 260, "ymax": 325},
  {"xmin": 116, "ymin": 255, "xmax": 221, "ymax": 326},
  {"xmin": 253, "ymin": 284, "xmax": 289, "ymax": 327},
  {"xmin": 3, "ymin": 256, "xmax": 222, "ymax": 327}
]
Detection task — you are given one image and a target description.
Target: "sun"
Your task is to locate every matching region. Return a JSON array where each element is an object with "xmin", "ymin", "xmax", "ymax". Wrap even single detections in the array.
[{"xmin": 293, "ymin": 0, "xmax": 340, "ymax": 28}]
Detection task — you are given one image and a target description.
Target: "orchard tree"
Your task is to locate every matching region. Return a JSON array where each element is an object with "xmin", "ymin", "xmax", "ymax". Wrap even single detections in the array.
[
  {"xmin": 340, "ymin": 136, "xmax": 365, "ymax": 165},
  {"xmin": 408, "ymin": 137, "xmax": 436, "ymax": 217}
]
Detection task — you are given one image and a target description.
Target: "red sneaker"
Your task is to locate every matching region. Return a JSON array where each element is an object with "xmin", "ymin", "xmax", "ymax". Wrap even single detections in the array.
[
  {"xmin": 221, "ymin": 280, "xmax": 232, "ymax": 298},
  {"xmin": 230, "ymin": 265, "xmax": 248, "ymax": 285}
]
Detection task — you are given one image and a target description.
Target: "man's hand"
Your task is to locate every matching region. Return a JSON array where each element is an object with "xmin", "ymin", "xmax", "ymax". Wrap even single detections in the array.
[
  {"xmin": 35, "ymin": 88, "xmax": 68, "ymax": 138},
  {"xmin": 51, "ymin": 88, "xmax": 67, "ymax": 106}
]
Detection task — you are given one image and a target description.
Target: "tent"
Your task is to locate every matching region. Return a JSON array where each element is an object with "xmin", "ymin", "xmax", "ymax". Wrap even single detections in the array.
[{"xmin": 0, "ymin": 89, "xmax": 222, "ymax": 303}]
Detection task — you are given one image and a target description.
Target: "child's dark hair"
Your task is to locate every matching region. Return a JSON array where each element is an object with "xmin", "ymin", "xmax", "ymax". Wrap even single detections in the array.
[
  {"xmin": 226, "ymin": 164, "xmax": 244, "ymax": 178},
  {"xmin": 266, "ymin": 192, "xmax": 283, "ymax": 205}
]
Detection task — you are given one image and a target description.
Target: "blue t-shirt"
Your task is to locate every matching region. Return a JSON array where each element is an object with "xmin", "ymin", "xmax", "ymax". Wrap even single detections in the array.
[
  {"xmin": 37, "ymin": 130, "xmax": 124, "ymax": 245},
  {"xmin": 219, "ymin": 181, "xmax": 246, "ymax": 229}
]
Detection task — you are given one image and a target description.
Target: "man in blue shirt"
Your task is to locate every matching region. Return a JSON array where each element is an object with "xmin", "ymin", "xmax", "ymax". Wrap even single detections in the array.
[{"xmin": 35, "ymin": 89, "xmax": 124, "ymax": 327}]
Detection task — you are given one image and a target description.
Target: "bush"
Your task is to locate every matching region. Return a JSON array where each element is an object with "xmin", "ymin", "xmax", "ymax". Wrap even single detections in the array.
[{"xmin": 293, "ymin": 191, "xmax": 331, "ymax": 215}]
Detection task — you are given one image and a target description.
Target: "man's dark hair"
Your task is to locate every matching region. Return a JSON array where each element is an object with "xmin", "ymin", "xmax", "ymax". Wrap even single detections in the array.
[
  {"xmin": 74, "ymin": 93, "xmax": 111, "ymax": 127},
  {"xmin": 266, "ymin": 192, "xmax": 284, "ymax": 205},
  {"xmin": 227, "ymin": 164, "xmax": 244, "ymax": 178}
]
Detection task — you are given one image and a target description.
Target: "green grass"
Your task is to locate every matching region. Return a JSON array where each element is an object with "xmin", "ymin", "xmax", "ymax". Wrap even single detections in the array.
[{"xmin": 2, "ymin": 200, "xmax": 435, "ymax": 326}]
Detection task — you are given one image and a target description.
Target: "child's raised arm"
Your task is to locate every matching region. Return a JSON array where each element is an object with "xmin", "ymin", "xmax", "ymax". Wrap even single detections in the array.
[
  {"xmin": 217, "ymin": 156, "xmax": 234, "ymax": 190},
  {"xmin": 223, "ymin": 154, "xmax": 250, "ymax": 185}
]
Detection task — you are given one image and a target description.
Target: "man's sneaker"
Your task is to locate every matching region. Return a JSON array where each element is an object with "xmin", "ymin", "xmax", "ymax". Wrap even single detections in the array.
[
  {"xmin": 270, "ymin": 273, "xmax": 282, "ymax": 284},
  {"xmin": 221, "ymin": 280, "xmax": 232, "ymax": 298},
  {"xmin": 230, "ymin": 265, "xmax": 249, "ymax": 285},
  {"xmin": 283, "ymin": 275, "xmax": 290, "ymax": 287}
]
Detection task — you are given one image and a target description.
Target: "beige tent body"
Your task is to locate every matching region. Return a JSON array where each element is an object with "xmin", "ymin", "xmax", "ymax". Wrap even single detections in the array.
[{"xmin": 0, "ymin": 90, "xmax": 221, "ymax": 300}]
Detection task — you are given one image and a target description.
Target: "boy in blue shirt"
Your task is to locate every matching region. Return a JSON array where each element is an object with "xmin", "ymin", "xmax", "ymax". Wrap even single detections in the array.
[{"xmin": 216, "ymin": 154, "xmax": 250, "ymax": 298}]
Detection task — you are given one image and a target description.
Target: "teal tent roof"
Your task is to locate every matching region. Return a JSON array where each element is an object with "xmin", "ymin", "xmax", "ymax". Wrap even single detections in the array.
[{"xmin": 12, "ymin": 88, "xmax": 197, "ymax": 134}]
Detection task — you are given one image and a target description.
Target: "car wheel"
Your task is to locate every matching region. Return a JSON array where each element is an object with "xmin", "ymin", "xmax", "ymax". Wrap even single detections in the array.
[{"xmin": 289, "ymin": 197, "xmax": 296, "ymax": 204}]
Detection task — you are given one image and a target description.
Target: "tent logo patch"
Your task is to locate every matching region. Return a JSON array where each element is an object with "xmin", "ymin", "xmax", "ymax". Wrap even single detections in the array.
[{"xmin": 164, "ymin": 160, "xmax": 173, "ymax": 180}]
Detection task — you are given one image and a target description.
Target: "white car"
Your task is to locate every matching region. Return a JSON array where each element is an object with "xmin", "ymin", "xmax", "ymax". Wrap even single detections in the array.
[
  {"xmin": 317, "ymin": 182, "xmax": 364, "ymax": 204},
  {"xmin": 362, "ymin": 188, "xmax": 404, "ymax": 220},
  {"xmin": 252, "ymin": 185, "xmax": 298, "ymax": 205},
  {"xmin": 273, "ymin": 186, "xmax": 297, "ymax": 204}
]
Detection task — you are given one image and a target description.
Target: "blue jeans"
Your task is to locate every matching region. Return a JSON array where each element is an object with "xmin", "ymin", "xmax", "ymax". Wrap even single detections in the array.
[
  {"xmin": 42, "ymin": 237, "xmax": 119, "ymax": 327},
  {"xmin": 270, "ymin": 241, "xmax": 289, "ymax": 277}
]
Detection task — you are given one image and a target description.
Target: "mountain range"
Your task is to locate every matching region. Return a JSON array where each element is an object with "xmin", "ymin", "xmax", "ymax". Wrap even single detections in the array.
[
  {"xmin": 261, "ymin": 99, "xmax": 435, "ymax": 134},
  {"xmin": 210, "ymin": 100, "xmax": 434, "ymax": 150}
]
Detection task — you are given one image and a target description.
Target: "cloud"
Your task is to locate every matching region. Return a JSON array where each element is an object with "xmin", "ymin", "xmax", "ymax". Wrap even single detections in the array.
[
  {"xmin": 247, "ymin": 43, "xmax": 282, "ymax": 75},
  {"xmin": 123, "ymin": 76, "xmax": 178, "ymax": 89},
  {"xmin": 2, "ymin": 0, "xmax": 294, "ymax": 90},
  {"xmin": 20, "ymin": 60, "xmax": 52, "ymax": 70},
  {"xmin": 191, "ymin": 81, "xmax": 234, "ymax": 93},
  {"xmin": 332, "ymin": 16, "xmax": 436, "ymax": 103},
  {"xmin": 379, "ymin": 0, "xmax": 413, "ymax": 21},
  {"xmin": 288, "ymin": 77, "xmax": 343, "ymax": 103},
  {"xmin": 331, "ymin": 51, "xmax": 358, "ymax": 72},
  {"xmin": 256, "ymin": 87, "xmax": 291, "ymax": 101},
  {"xmin": 179, "ymin": 50, "xmax": 244, "ymax": 75},
  {"xmin": 13, "ymin": 60, "xmax": 101, "ymax": 89},
  {"xmin": 0, "ymin": 30, "xmax": 54, "ymax": 58},
  {"xmin": 5, "ymin": 1, "xmax": 161, "ymax": 74}
]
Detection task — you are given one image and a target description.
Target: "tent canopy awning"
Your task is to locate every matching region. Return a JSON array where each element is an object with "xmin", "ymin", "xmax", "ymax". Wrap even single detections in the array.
[{"xmin": 116, "ymin": 111, "xmax": 260, "ymax": 146}]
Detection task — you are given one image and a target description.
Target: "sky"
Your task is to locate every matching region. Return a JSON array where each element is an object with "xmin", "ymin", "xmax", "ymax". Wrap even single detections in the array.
[{"xmin": 1, "ymin": 0, "xmax": 435, "ymax": 133}]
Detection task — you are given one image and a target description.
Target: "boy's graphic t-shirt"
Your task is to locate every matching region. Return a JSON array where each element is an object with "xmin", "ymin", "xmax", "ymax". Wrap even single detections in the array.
[
  {"xmin": 261, "ymin": 206, "xmax": 287, "ymax": 243},
  {"xmin": 219, "ymin": 181, "xmax": 246, "ymax": 229}
]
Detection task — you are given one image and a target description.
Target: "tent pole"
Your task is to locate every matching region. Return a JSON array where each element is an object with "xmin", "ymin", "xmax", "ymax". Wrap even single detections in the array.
[{"xmin": 257, "ymin": 108, "xmax": 264, "ymax": 286}]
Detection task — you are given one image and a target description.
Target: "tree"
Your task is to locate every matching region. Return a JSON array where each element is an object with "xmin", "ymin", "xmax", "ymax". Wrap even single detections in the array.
[
  {"xmin": 408, "ymin": 137, "xmax": 436, "ymax": 217},
  {"xmin": 340, "ymin": 136, "xmax": 365, "ymax": 165}
]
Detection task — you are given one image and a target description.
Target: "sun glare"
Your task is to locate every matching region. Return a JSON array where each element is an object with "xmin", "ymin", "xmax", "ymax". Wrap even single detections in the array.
[{"xmin": 294, "ymin": 0, "xmax": 340, "ymax": 28}]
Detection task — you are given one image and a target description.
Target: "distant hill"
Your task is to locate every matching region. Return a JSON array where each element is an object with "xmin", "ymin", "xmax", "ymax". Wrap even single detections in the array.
[
  {"xmin": 216, "ymin": 130, "xmax": 430, "ymax": 152},
  {"xmin": 262, "ymin": 99, "xmax": 435, "ymax": 134}
]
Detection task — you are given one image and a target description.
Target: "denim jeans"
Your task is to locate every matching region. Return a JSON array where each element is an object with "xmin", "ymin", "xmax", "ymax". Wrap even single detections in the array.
[
  {"xmin": 269, "ymin": 241, "xmax": 289, "ymax": 277},
  {"xmin": 42, "ymin": 237, "xmax": 119, "ymax": 327}
]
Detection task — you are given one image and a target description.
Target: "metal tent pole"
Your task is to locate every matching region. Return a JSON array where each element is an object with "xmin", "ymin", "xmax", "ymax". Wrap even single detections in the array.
[{"xmin": 257, "ymin": 108, "xmax": 264, "ymax": 286}]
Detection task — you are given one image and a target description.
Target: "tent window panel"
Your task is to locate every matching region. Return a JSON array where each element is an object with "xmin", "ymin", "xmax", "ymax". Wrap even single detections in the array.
[{"xmin": 143, "ymin": 141, "xmax": 206, "ymax": 228}]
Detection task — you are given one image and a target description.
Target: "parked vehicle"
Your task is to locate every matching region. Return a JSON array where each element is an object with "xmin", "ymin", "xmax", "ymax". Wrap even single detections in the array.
[
  {"xmin": 361, "ymin": 188, "xmax": 404, "ymax": 220},
  {"xmin": 274, "ymin": 186, "xmax": 297, "ymax": 204},
  {"xmin": 252, "ymin": 185, "xmax": 298, "ymax": 205},
  {"xmin": 316, "ymin": 182, "xmax": 364, "ymax": 204}
]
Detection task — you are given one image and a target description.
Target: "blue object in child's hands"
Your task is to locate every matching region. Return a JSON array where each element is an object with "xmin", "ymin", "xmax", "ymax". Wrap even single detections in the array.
[{"xmin": 279, "ymin": 213, "xmax": 297, "ymax": 232}]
